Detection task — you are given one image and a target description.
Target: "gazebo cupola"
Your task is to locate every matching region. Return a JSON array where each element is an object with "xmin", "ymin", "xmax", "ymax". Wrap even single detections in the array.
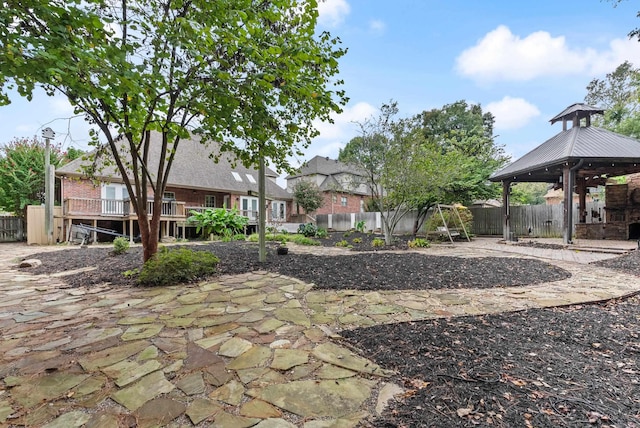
[
  {"xmin": 549, "ymin": 103, "xmax": 604, "ymax": 131},
  {"xmin": 490, "ymin": 103, "xmax": 640, "ymax": 244}
]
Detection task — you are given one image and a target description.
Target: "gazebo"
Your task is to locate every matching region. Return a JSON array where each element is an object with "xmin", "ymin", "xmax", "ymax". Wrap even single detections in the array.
[{"xmin": 490, "ymin": 103, "xmax": 640, "ymax": 244}]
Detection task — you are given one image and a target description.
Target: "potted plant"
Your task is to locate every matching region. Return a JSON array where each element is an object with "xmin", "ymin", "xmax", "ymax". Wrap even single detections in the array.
[{"xmin": 277, "ymin": 238, "xmax": 289, "ymax": 255}]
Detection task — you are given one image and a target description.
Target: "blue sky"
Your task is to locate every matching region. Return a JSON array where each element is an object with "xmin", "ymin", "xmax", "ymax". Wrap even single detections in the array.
[{"xmin": 2, "ymin": 0, "xmax": 640, "ymax": 177}]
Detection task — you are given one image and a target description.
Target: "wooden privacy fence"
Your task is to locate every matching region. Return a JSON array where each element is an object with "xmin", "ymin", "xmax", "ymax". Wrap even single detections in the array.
[
  {"xmin": 317, "ymin": 202, "xmax": 604, "ymax": 238},
  {"xmin": 0, "ymin": 215, "xmax": 24, "ymax": 242},
  {"xmin": 26, "ymin": 205, "xmax": 64, "ymax": 245}
]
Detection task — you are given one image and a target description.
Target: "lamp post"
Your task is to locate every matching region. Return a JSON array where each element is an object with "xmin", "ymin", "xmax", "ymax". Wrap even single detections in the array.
[{"xmin": 42, "ymin": 127, "xmax": 56, "ymax": 245}]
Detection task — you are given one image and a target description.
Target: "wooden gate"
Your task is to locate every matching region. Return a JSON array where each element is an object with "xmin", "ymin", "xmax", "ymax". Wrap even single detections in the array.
[{"xmin": 0, "ymin": 215, "xmax": 24, "ymax": 242}]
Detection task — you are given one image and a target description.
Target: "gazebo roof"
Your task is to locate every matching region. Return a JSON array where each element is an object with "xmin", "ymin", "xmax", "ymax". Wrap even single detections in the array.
[
  {"xmin": 549, "ymin": 103, "xmax": 604, "ymax": 125},
  {"xmin": 490, "ymin": 105, "xmax": 640, "ymax": 183}
]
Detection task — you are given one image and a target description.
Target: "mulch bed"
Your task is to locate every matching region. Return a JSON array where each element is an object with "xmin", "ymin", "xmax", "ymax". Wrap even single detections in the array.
[
  {"xmin": 341, "ymin": 296, "xmax": 640, "ymax": 428},
  {"xmin": 21, "ymin": 240, "xmax": 570, "ymax": 290},
  {"xmin": 16, "ymin": 237, "xmax": 640, "ymax": 427}
]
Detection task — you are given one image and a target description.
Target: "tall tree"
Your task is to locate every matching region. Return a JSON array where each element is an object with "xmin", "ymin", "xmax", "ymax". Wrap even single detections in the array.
[
  {"xmin": 413, "ymin": 101, "xmax": 508, "ymax": 233},
  {"xmin": 0, "ymin": 137, "xmax": 65, "ymax": 220},
  {"xmin": 340, "ymin": 102, "xmax": 451, "ymax": 244},
  {"xmin": 1, "ymin": 0, "xmax": 346, "ymax": 262},
  {"xmin": 585, "ymin": 61, "xmax": 640, "ymax": 137}
]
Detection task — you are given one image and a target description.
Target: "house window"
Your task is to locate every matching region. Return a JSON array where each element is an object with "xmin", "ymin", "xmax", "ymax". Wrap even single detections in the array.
[
  {"xmin": 271, "ymin": 201, "xmax": 286, "ymax": 221},
  {"xmin": 223, "ymin": 195, "xmax": 231, "ymax": 209},
  {"xmin": 332, "ymin": 194, "xmax": 337, "ymax": 203},
  {"xmin": 240, "ymin": 196, "xmax": 258, "ymax": 221},
  {"xmin": 341, "ymin": 196, "xmax": 348, "ymax": 207},
  {"xmin": 205, "ymin": 195, "xmax": 216, "ymax": 208},
  {"xmin": 101, "ymin": 183, "xmax": 128, "ymax": 215},
  {"xmin": 360, "ymin": 199, "xmax": 365, "ymax": 213},
  {"xmin": 245, "ymin": 174, "xmax": 256, "ymax": 184},
  {"xmin": 163, "ymin": 191, "xmax": 176, "ymax": 200},
  {"xmin": 231, "ymin": 172, "xmax": 243, "ymax": 182}
]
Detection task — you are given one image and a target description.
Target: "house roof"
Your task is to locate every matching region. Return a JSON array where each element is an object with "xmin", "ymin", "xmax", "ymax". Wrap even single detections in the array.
[
  {"xmin": 490, "ymin": 125, "xmax": 640, "ymax": 182},
  {"xmin": 57, "ymin": 132, "xmax": 291, "ymax": 200},
  {"xmin": 286, "ymin": 155, "xmax": 364, "ymax": 179}
]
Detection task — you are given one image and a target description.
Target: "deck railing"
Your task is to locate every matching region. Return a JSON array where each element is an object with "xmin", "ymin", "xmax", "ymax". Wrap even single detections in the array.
[{"xmin": 64, "ymin": 197, "xmax": 185, "ymax": 218}]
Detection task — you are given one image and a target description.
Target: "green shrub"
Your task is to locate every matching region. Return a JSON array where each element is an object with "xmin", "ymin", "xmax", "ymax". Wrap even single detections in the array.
[
  {"xmin": 355, "ymin": 220, "xmax": 366, "ymax": 233},
  {"xmin": 335, "ymin": 239, "xmax": 349, "ymax": 247},
  {"xmin": 112, "ymin": 237, "xmax": 130, "ymax": 255},
  {"xmin": 187, "ymin": 208, "xmax": 248, "ymax": 239},
  {"xmin": 248, "ymin": 233, "xmax": 288, "ymax": 242},
  {"xmin": 290, "ymin": 235, "xmax": 320, "ymax": 246},
  {"xmin": 372, "ymin": 238, "xmax": 385, "ymax": 247},
  {"xmin": 137, "ymin": 247, "xmax": 219, "ymax": 286},
  {"xmin": 343, "ymin": 230, "xmax": 352, "ymax": 238},
  {"xmin": 352, "ymin": 237, "xmax": 362, "ymax": 244},
  {"xmin": 316, "ymin": 228, "xmax": 328, "ymax": 239},
  {"xmin": 408, "ymin": 238, "xmax": 431, "ymax": 248},
  {"xmin": 232, "ymin": 234, "xmax": 246, "ymax": 241},
  {"xmin": 298, "ymin": 223, "xmax": 318, "ymax": 237}
]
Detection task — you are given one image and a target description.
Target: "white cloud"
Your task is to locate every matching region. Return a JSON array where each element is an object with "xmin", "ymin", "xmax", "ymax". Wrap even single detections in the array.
[
  {"xmin": 312, "ymin": 101, "xmax": 377, "ymax": 141},
  {"xmin": 317, "ymin": 0, "xmax": 350, "ymax": 27},
  {"xmin": 455, "ymin": 25, "xmax": 640, "ymax": 82},
  {"xmin": 485, "ymin": 96, "xmax": 541, "ymax": 130},
  {"xmin": 369, "ymin": 19, "xmax": 386, "ymax": 34}
]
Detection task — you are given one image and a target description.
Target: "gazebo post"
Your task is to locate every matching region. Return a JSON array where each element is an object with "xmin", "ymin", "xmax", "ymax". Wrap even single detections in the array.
[
  {"xmin": 577, "ymin": 176, "xmax": 587, "ymax": 224},
  {"xmin": 562, "ymin": 165, "xmax": 572, "ymax": 244},
  {"xmin": 501, "ymin": 180, "xmax": 511, "ymax": 241}
]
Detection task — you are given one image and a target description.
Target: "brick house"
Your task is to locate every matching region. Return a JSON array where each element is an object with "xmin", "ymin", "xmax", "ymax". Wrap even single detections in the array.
[
  {"xmin": 286, "ymin": 156, "xmax": 369, "ymax": 217},
  {"xmin": 56, "ymin": 133, "xmax": 292, "ymax": 242}
]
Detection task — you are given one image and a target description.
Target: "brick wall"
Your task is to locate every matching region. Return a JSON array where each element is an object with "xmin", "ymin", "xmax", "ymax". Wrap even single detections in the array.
[
  {"xmin": 62, "ymin": 178, "xmax": 101, "ymax": 199},
  {"xmin": 316, "ymin": 191, "xmax": 364, "ymax": 215},
  {"xmin": 166, "ymin": 187, "xmax": 226, "ymax": 208}
]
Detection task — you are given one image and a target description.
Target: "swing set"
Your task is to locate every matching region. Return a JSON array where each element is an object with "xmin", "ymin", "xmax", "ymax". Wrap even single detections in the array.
[{"xmin": 432, "ymin": 204, "xmax": 471, "ymax": 244}]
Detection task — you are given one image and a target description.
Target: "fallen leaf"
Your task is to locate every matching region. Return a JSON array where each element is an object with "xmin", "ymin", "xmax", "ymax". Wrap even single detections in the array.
[{"xmin": 457, "ymin": 407, "xmax": 473, "ymax": 417}]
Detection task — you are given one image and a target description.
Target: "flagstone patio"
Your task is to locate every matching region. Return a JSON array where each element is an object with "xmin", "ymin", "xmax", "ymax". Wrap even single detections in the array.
[{"xmin": 0, "ymin": 240, "xmax": 638, "ymax": 427}]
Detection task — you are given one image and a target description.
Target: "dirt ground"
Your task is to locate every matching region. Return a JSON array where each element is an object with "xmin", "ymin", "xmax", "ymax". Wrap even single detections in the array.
[{"xmin": 18, "ymin": 233, "xmax": 640, "ymax": 427}]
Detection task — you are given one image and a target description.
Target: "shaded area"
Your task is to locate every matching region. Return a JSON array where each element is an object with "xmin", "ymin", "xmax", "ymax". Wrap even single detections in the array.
[
  {"xmin": 341, "ymin": 296, "xmax": 640, "ymax": 428},
  {"xmin": 21, "ymin": 241, "xmax": 570, "ymax": 290}
]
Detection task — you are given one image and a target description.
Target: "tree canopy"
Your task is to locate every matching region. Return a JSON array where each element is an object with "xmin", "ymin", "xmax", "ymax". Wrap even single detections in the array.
[
  {"xmin": 0, "ymin": 137, "xmax": 70, "ymax": 218},
  {"xmin": 1, "ymin": 0, "xmax": 347, "ymax": 261},
  {"xmin": 340, "ymin": 100, "xmax": 508, "ymax": 240},
  {"xmin": 418, "ymin": 100, "xmax": 508, "ymax": 206},
  {"xmin": 293, "ymin": 180, "xmax": 324, "ymax": 215},
  {"xmin": 339, "ymin": 102, "xmax": 463, "ymax": 243},
  {"xmin": 585, "ymin": 61, "xmax": 640, "ymax": 138}
]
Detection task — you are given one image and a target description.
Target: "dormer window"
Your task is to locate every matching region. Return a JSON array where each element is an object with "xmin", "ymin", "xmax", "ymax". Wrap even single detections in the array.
[{"xmin": 231, "ymin": 172, "xmax": 243, "ymax": 182}]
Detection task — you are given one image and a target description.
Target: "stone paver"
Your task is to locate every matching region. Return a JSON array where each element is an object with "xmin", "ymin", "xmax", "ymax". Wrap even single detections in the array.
[{"xmin": 0, "ymin": 240, "xmax": 638, "ymax": 426}]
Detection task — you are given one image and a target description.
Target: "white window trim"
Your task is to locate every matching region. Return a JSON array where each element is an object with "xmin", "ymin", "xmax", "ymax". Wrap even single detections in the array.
[
  {"xmin": 240, "ymin": 196, "xmax": 259, "ymax": 220},
  {"xmin": 205, "ymin": 195, "xmax": 216, "ymax": 208},
  {"xmin": 271, "ymin": 200, "xmax": 286, "ymax": 221}
]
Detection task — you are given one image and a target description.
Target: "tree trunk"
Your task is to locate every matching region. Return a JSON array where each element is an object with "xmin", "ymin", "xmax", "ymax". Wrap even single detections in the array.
[
  {"xmin": 138, "ymin": 206, "xmax": 161, "ymax": 263},
  {"xmin": 412, "ymin": 205, "xmax": 432, "ymax": 237},
  {"xmin": 383, "ymin": 221, "xmax": 393, "ymax": 245}
]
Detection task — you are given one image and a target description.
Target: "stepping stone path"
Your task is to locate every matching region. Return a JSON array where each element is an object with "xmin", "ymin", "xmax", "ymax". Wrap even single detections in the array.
[{"xmin": 0, "ymin": 241, "xmax": 638, "ymax": 427}]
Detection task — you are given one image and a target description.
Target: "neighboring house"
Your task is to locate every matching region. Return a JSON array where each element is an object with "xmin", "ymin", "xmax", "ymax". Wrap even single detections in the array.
[
  {"xmin": 56, "ymin": 132, "xmax": 292, "ymax": 242},
  {"xmin": 471, "ymin": 199, "xmax": 502, "ymax": 208},
  {"xmin": 544, "ymin": 188, "xmax": 595, "ymax": 205},
  {"xmin": 286, "ymin": 156, "xmax": 369, "ymax": 216}
]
